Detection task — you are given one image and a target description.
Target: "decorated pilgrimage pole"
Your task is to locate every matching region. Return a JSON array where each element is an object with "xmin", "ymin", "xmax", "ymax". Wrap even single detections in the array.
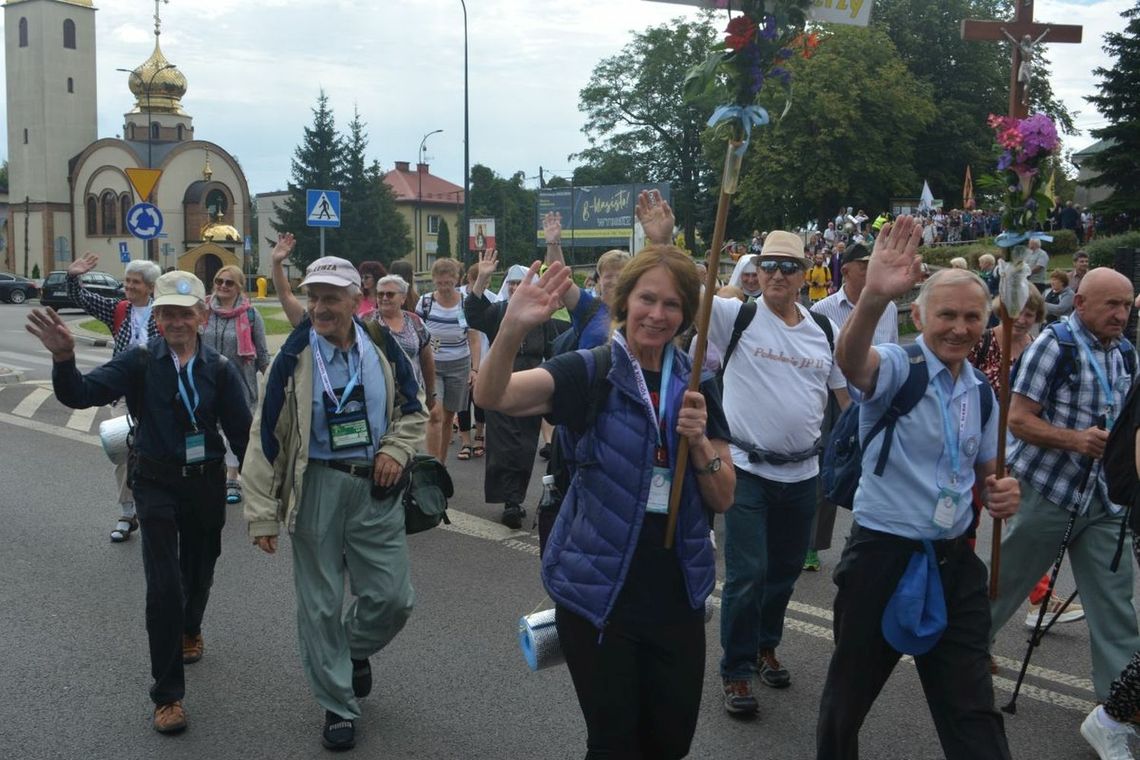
[
  {"xmin": 664, "ymin": 0, "xmax": 814, "ymax": 548},
  {"xmin": 961, "ymin": 2, "xmax": 1081, "ymax": 597}
]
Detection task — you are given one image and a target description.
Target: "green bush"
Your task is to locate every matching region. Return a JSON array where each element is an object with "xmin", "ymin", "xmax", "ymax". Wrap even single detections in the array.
[
  {"xmin": 1047, "ymin": 229, "xmax": 1079, "ymax": 257},
  {"xmin": 32, "ymin": 264, "xmax": 40, "ymax": 279},
  {"xmin": 921, "ymin": 243, "xmax": 1002, "ymax": 269},
  {"xmin": 1086, "ymin": 232, "xmax": 1140, "ymax": 269}
]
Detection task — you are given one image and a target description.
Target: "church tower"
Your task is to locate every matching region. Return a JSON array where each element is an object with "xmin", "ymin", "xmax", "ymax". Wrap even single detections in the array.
[{"xmin": 4, "ymin": 0, "xmax": 97, "ymax": 273}]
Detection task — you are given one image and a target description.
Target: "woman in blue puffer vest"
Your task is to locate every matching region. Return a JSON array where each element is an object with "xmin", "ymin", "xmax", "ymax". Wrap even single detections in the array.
[{"xmin": 475, "ymin": 247, "xmax": 735, "ymax": 759}]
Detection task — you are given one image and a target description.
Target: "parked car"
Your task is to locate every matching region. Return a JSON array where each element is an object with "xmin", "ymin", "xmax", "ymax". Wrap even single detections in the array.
[
  {"xmin": 0, "ymin": 272, "xmax": 40, "ymax": 304},
  {"xmin": 39, "ymin": 270, "xmax": 124, "ymax": 310}
]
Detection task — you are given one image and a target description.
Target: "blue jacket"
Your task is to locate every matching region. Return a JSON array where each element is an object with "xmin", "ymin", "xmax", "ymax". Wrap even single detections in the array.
[{"xmin": 541, "ymin": 343, "xmax": 716, "ymax": 629}]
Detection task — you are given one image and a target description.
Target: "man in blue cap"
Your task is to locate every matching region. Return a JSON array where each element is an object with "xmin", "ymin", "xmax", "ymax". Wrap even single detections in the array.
[{"xmin": 815, "ymin": 216, "xmax": 1021, "ymax": 760}]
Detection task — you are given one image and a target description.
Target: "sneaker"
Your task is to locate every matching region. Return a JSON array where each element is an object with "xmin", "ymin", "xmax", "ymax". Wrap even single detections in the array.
[
  {"xmin": 351, "ymin": 657, "xmax": 372, "ymax": 699},
  {"xmin": 153, "ymin": 701, "xmax": 187, "ymax": 734},
  {"xmin": 803, "ymin": 550, "xmax": 821, "ymax": 572},
  {"xmin": 502, "ymin": 503, "xmax": 525, "ymax": 530},
  {"xmin": 322, "ymin": 710, "xmax": 356, "ymax": 751},
  {"xmin": 1025, "ymin": 594, "xmax": 1085, "ymax": 628},
  {"xmin": 182, "ymin": 633, "xmax": 204, "ymax": 664},
  {"xmin": 1081, "ymin": 705, "xmax": 1136, "ymax": 760},
  {"xmin": 758, "ymin": 648, "xmax": 791, "ymax": 689},
  {"xmin": 723, "ymin": 679, "xmax": 759, "ymax": 715}
]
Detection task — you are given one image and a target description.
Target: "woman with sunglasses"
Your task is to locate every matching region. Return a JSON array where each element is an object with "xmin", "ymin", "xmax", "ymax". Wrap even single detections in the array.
[
  {"xmin": 205, "ymin": 265, "xmax": 270, "ymax": 503},
  {"xmin": 371, "ymin": 274, "xmax": 436, "ymax": 408}
]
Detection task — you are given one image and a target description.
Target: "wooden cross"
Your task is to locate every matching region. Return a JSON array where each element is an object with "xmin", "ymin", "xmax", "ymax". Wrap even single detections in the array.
[{"xmin": 961, "ymin": 0, "xmax": 1082, "ymax": 119}]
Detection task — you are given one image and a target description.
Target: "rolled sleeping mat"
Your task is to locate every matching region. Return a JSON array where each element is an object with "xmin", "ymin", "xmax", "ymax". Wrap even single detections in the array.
[
  {"xmin": 519, "ymin": 597, "xmax": 715, "ymax": 671},
  {"xmin": 99, "ymin": 414, "xmax": 132, "ymax": 464}
]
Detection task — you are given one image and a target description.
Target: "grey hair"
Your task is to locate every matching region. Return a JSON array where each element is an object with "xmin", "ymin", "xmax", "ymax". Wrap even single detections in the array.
[
  {"xmin": 915, "ymin": 268, "xmax": 992, "ymax": 323},
  {"xmin": 125, "ymin": 260, "xmax": 162, "ymax": 286},
  {"xmin": 376, "ymin": 274, "xmax": 409, "ymax": 295}
]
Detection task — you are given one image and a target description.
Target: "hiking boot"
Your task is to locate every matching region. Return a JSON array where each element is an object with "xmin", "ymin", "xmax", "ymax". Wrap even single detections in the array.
[
  {"xmin": 322, "ymin": 710, "xmax": 356, "ymax": 751},
  {"xmin": 803, "ymin": 549, "xmax": 821, "ymax": 572},
  {"xmin": 502, "ymin": 503, "xmax": 525, "ymax": 530},
  {"xmin": 1081, "ymin": 705, "xmax": 1137, "ymax": 760},
  {"xmin": 182, "ymin": 633, "xmax": 204, "ymax": 664},
  {"xmin": 758, "ymin": 648, "xmax": 791, "ymax": 689},
  {"xmin": 153, "ymin": 701, "xmax": 187, "ymax": 734},
  {"xmin": 1025, "ymin": 594, "xmax": 1085, "ymax": 628},
  {"xmin": 351, "ymin": 657, "xmax": 372, "ymax": 699},
  {"xmin": 723, "ymin": 678, "xmax": 759, "ymax": 715}
]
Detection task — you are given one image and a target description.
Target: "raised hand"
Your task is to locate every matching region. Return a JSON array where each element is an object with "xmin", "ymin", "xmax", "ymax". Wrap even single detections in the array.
[
  {"xmin": 271, "ymin": 233, "xmax": 296, "ymax": 266},
  {"xmin": 67, "ymin": 252, "xmax": 99, "ymax": 278},
  {"xmin": 477, "ymin": 248, "xmax": 499, "ymax": 280},
  {"xmin": 501, "ymin": 261, "xmax": 571, "ymax": 331},
  {"xmin": 543, "ymin": 212, "xmax": 562, "ymax": 245},
  {"xmin": 26, "ymin": 307, "xmax": 76, "ymax": 360},
  {"xmin": 864, "ymin": 215, "xmax": 924, "ymax": 301},
  {"xmin": 635, "ymin": 189, "xmax": 675, "ymax": 246}
]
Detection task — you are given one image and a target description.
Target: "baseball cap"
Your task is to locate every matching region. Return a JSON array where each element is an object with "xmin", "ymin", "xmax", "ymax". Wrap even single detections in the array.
[
  {"xmin": 881, "ymin": 543, "xmax": 947, "ymax": 656},
  {"xmin": 759, "ymin": 230, "xmax": 806, "ymax": 261},
  {"xmin": 300, "ymin": 256, "xmax": 361, "ymax": 289},
  {"xmin": 152, "ymin": 271, "xmax": 206, "ymax": 307},
  {"xmin": 841, "ymin": 243, "xmax": 872, "ymax": 265}
]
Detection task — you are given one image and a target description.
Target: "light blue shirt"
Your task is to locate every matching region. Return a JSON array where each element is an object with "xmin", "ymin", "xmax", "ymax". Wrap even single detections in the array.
[
  {"xmin": 308, "ymin": 329, "xmax": 388, "ymax": 460},
  {"xmin": 852, "ymin": 336, "xmax": 998, "ymax": 540}
]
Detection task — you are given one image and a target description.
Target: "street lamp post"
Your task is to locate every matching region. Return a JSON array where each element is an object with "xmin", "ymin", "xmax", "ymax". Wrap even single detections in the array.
[
  {"xmin": 417, "ymin": 129, "xmax": 443, "ymax": 269},
  {"xmin": 460, "ymin": 0, "xmax": 470, "ymax": 267},
  {"xmin": 118, "ymin": 63, "xmax": 176, "ymax": 261}
]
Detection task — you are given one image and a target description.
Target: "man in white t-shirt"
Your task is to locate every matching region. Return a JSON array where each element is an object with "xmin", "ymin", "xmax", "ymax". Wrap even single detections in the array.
[
  {"xmin": 710, "ymin": 232, "xmax": 851, "ymax": 716},
  {"xmin": 1025, "ymin": 238, "xmax": 1049, "ymax": 292}
]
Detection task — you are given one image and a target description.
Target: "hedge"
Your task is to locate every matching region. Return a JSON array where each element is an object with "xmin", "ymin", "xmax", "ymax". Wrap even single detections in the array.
[{"xmin": 1087, "ymin": 232, "xmax": 1140, "ymax": 269}]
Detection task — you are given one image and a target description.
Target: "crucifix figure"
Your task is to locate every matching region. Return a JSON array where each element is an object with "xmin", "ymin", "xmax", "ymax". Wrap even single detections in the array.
[{"xmin": 961, "ymin": 0, "xmax": 1082, "ymax": 119}]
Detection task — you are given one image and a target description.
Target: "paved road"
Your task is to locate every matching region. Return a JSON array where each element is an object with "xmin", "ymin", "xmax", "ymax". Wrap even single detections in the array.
[{"xmin": 0, "ymin": 301, "xmax": 1123, "ymax": 759}]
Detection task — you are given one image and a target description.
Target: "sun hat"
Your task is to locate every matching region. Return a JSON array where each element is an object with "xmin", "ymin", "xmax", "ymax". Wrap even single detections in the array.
[
  {"xmin": 881, "ymin": 541, "xmax": 948, "ymax": 656},
  {"xmin": 152, "ymin": 271, "xmax": 206, "ymax": 307},
  {"xmin": 300, "ymin": 256, "xmax": 361, "ymax": 289},
  {"xmin": 759, "ymin": 230, "xmax": 806, "ymax": 261}
]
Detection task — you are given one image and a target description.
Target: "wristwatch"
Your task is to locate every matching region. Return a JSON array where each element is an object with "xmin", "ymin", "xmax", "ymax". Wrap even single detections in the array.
[{"xmin": 696, "ymin": 455, "xmax": 722, "ymax": 477}]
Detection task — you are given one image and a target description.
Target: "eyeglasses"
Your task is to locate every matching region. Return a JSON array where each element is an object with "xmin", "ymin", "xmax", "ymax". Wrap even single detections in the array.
[
  {"xmin": 214, "ymin": 278, "xmax": 238, "ymax": 287},
  {"xmin": 376, "ymin": 291, "xmax": 402, "ymax": 300},
  {"xmin": 758, "ymin": 260, "xmax": 804, "ymax": 276}
]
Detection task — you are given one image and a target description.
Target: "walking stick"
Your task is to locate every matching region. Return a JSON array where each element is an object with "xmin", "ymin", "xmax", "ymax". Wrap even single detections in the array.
[
  {"xmin": 989, "ymin": 305, "xmax": 1013, "ymax": 600},
  {"xmin": 665, "ymin": 141, "xmax": 741, "ymax": 550}
]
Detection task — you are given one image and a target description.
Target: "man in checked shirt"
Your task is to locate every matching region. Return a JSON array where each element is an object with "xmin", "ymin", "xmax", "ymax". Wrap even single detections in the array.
[{"xmin": 989, "ymin": 268, "xmax": 1140, "ymax": 703}]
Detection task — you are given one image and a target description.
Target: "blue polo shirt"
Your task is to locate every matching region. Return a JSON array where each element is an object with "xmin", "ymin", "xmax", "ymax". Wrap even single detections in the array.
[
  {"xmin": 308, "ymin": 329, "xmax": 388, "ymax": 460},
  {"xmin": 852, "ymin": 336, "xmax": 998, "ymax": 540}
]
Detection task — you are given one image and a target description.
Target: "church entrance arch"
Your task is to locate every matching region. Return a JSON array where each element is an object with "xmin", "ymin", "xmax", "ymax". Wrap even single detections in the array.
[{"xmin": 194, "ymin": 253, "xmax": 223, "ymax": 287}]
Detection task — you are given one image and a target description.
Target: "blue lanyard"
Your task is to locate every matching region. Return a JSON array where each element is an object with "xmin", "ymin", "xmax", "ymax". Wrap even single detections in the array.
[
  {"xmin": 655, "ymin": 344, "xmax": 674, "ymax": 447},
  {"xmin": 1076, "ymin": 333, "xmax": 1116, "ymax": 429},
  {"xmin": 311, "ymin": 327, "xmax": 363, "ymax": 414},
  {"xmin": 173, "ymin": 354, "xmax": 200, "ymax": 430},
  {"xmin": 933, "ymin": 376, "xmax": 968, "ymax": 488}
]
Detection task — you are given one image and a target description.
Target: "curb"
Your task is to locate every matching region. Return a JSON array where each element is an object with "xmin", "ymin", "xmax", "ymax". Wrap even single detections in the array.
[{"xmin": 64, "ymin": 317, "xmax": 110, "ymax": 348}]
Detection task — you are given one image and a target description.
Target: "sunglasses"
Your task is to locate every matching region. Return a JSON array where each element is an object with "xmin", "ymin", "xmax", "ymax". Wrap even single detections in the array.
[
  {"xmin": 758, "ymin": 260, "xmax": 804, "ymax": 275},
  {"xmin": 214, "ymin": 278, "xmax": 238, "ymax": 287},
  {"xmin": 376, "ymin": 291, "xmax": 402, "ymax": 300}
]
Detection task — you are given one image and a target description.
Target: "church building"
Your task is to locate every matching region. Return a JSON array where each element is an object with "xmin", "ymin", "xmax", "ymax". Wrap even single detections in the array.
[{"xmin": 4, "ymin": 0, "xmax": 249, "ymax": 284}]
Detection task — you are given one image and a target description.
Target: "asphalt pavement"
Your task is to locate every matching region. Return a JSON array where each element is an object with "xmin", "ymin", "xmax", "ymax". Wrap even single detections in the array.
[{"xmin": 0, "ymin": 299, "xmax": 1125, "ymax": 759}]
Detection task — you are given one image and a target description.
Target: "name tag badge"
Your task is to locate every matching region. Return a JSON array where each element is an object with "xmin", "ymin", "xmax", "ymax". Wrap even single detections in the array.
[
  {"xmin": 457, "ymin": 310, "xmax": 468, "ymax": 330},
  {"xmin": 933, "ymin": 488, "xmax": 958, "ymax": 529},
  {"xmin": 646, "ymin": 466, "xmax": 672, "ymax": 514},
  {"xmin": 329, "ymin": 409, "xmax": 371, "ymax": 451},
  {"xmin": 185, "ymin": 432, "xmax": 206, "ymax": 464}
]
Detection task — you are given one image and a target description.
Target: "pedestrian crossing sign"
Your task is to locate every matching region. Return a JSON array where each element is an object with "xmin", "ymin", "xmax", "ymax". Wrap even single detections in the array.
[{"xmin": 306, "ymin": 189, "xmax": 341, "ymax": 228}]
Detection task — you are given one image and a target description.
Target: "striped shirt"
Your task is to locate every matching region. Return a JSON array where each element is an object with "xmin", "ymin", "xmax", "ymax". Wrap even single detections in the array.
[
  {"xmin": 417, "ymin": 294, "xmax": 469, "ymax": 363},
  {"xmin": 810, "ymin": 287, "xmax": 899, "ymax": 346},
  {"xmin": 1008, "ymin": 313, "xmax": 1136, "ymax": 512}
]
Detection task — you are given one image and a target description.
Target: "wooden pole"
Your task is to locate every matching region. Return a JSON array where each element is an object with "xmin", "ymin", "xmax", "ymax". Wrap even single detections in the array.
[
  {"xmin": 989, "ymin": 303, "xmax": 1014, "ymax": 599},
  {"xmin": 665, "ymin": 141, "xmax": 740, "ymax": 550}
]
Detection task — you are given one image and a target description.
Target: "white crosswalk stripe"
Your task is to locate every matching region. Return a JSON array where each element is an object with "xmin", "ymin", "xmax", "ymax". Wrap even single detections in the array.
[
  {"xmin": 0, "ymin": 349, "xmax": 105, "ymax": 368},
  {"xmin": 12, "ymin": 386, "xmax": 52, "ymax": 417},
  {"xmin": 65, "ymin": 406, "xmax": 98, "ymax": 432}
]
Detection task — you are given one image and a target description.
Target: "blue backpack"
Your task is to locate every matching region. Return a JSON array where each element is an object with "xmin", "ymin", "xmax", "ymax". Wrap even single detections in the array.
[{"xmin": 822, "ymin": 343, "xmax": 994, "ymax": 509}]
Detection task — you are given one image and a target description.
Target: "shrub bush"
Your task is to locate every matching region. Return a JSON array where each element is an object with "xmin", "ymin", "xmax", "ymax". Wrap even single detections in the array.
[
  {"xmin": 1086, "ymin": 232, "xmax": 1140, "ymax": 269},
  {"xmin": 921, "ymin": 243, "xmax": 1002, "ymax": 269},
  {"xmin": 1047, "ymin": 229, "xmax": 1079, "ymax": 257}
]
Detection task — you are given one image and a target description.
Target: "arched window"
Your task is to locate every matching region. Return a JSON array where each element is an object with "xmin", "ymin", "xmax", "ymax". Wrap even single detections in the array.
[
  {"xmin": 128, "ymin": 124, "xmax": 136, "ymax": 140},
  {"xmin": 18, "ymin": 18, "xmax": 27, "ymax": 48},
  {"xmin": 86, "ymin": 197, "xmax": 97, "ymax": 235},
  {"xmin": 150, "ymin": 122, "xmax": 160, "ymax": 140},
  {"xmin": 176, "ymin": 125, "xmax": 184, "ymax": 141},
  {"xmin": 120, "ymin": 194, "xmax": 132, "ymax": 232},
  {"xmin": 206, "ymin": 189, "xmax": 228, "ymax": 218},
  {"xmin": 67, "ymin": 77, "xmax": 73, "ymax": 93},
  {"xmin": 101, "ymin": 191, "xmax": 118, "ymax": 235},
  {"xmin": 63, "ymin": 19, "xmax": 76, "ymax": 49}
]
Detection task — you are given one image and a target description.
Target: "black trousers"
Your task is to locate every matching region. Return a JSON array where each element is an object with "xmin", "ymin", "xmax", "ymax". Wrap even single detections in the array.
[
  {"xmin": 556, "ymin": 605, "xmax": 705, "ymax": 760},
  {"xmin": 483, "ymin": 408, "xmax": 541, "ymax": 504},
  {"xmin": 132, "ymin": 463, "xmax": 226, "ymax": 706},
  {"xmin": 816, "ymin": 525, "xmax": 1010, "ymax": 760}
]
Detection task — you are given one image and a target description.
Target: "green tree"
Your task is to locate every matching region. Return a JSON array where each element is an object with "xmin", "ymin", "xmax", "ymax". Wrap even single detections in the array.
[
  {"xmin": 0, "ymin": 159, "xmax": 8, "ymax": 190},
  {"xmin": 575, "ymin": 19, "xmax": 721, "ymax": 252},
  {"xmin": 1083, "ymin": 1, "xmax": 1140, "ymax": 214},
  {"xmin": 734, "ymin": 26, "xmax": 936, "ymax": 231},
  {"xmin": 436, "ymin": 219, "xmax": 452, "ymax": 258},
  {"xmin": 467, "ymin": 164, "xmax": 538, "ymax": 268},
  {"xmin": 273, "ymin": 91, "xmax": 345, "ymax": 268},
  {"xmin": 338, "ymin": 108, "xmax": 411, "ymax": 266}
]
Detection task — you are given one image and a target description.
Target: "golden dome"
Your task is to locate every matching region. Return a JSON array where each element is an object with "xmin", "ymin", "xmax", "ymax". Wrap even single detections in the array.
[
  {"xmin": 127, "ymin": 41, "xmax": 188, "ymax": 115},
  {"xmin": 202, "ymin": 213, "xmax": 241, "ymax": 243}
]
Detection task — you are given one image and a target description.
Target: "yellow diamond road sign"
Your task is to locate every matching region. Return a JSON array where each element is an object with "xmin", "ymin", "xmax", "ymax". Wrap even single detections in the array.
[{"xmin": 125, "ymin": 168, "xmax": 162, "ymax": 201}]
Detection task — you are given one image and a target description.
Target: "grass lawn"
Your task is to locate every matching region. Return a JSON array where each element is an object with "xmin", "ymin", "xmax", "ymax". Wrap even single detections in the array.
[{"xmin": 80, "ymin": 305, "xmax": 295, "ymax": 337}]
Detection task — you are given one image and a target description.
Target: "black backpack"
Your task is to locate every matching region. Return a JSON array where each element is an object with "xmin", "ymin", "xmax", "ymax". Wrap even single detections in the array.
[
  {"xmin": 822, "ymin": 343, "xmax": 994, "ymax": 509},
  {"xmin": 1105, "ymin": 382, "xmax": 1140, "ymax": 534},
  {"xmin": 550, "ymin": 296, "xmax": 604, "ymax": 356},
  {"xmin": 717, "ymin": 300, "xmax": 834, "ymax": 385}
]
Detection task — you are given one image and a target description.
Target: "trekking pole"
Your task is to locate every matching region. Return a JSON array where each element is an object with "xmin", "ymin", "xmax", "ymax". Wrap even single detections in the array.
[{"xmin": 1002, "ymin": 423, "xmax": 1102, "ymax": 715}]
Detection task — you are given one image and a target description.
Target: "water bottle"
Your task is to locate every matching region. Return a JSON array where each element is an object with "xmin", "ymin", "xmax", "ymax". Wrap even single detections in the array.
[{"xmin": 538, "ymin": 474, "xmax": 559, "ymax": 513}]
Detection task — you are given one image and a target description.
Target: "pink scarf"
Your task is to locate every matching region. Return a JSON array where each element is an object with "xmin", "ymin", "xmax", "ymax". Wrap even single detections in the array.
[{"xmin": 210, "ymin": 295, "xmax": 255, "ymax": 361}]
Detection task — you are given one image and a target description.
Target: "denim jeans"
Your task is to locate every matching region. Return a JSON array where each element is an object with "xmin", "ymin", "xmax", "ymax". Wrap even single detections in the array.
[{"xmin": 719, "ymin": 468, "xmax": 817, "ymax": 680}]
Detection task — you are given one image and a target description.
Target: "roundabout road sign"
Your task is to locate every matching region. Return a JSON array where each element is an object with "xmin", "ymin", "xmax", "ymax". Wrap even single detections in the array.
[{"xmin": 127, "ymin": 202, "xmax": 164, "ymax": 240}]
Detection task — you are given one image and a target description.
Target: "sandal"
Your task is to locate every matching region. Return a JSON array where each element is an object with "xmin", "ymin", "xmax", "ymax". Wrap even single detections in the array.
[
  {"xmin": 457, "ymin": 445, "xmax": 473, "ymax": 461},
  {"xmin": 110, "ymin": 516, "xmax": 139, "ymax": 543},
  {"xmin": 226, "ymin": 480, "xmax": 243, "ymax": 505},
  {"xmin": 473, "ymin": 434, "xmax": 485, "ymax": 457}
]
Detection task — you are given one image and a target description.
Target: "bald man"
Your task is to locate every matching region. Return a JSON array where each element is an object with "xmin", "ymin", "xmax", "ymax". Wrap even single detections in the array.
[{"xmin": 991, "ymin": 268, "xmax": 1140, "ymax": 702}]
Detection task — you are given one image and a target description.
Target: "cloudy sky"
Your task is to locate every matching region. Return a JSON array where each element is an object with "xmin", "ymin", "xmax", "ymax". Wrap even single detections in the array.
[{"xmin": 0, "ymin": 0, "xmax": 1126, "ymax": 196}]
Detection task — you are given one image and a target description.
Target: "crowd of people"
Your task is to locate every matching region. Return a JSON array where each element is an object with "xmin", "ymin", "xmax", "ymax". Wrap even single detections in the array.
[{"xmin": 23, "ymin": 188, "xmax": 1140, "ymax": 759}]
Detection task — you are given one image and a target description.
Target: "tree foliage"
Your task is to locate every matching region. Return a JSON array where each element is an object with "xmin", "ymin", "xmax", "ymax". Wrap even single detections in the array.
[
  {"xmin": 467, "ymin": 164, "xmax": 538, "ymax": 268},
  {"xmin": 0, "ymin": 159, "xmax": 8, "ymax": 190},
  {"xmin": 1083, "ymin": 1, "xmax": 1140, "ymax": 214},
  {"xmin": 436, "ymin": 218, "xmax": 452, "ymax": 259}
]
